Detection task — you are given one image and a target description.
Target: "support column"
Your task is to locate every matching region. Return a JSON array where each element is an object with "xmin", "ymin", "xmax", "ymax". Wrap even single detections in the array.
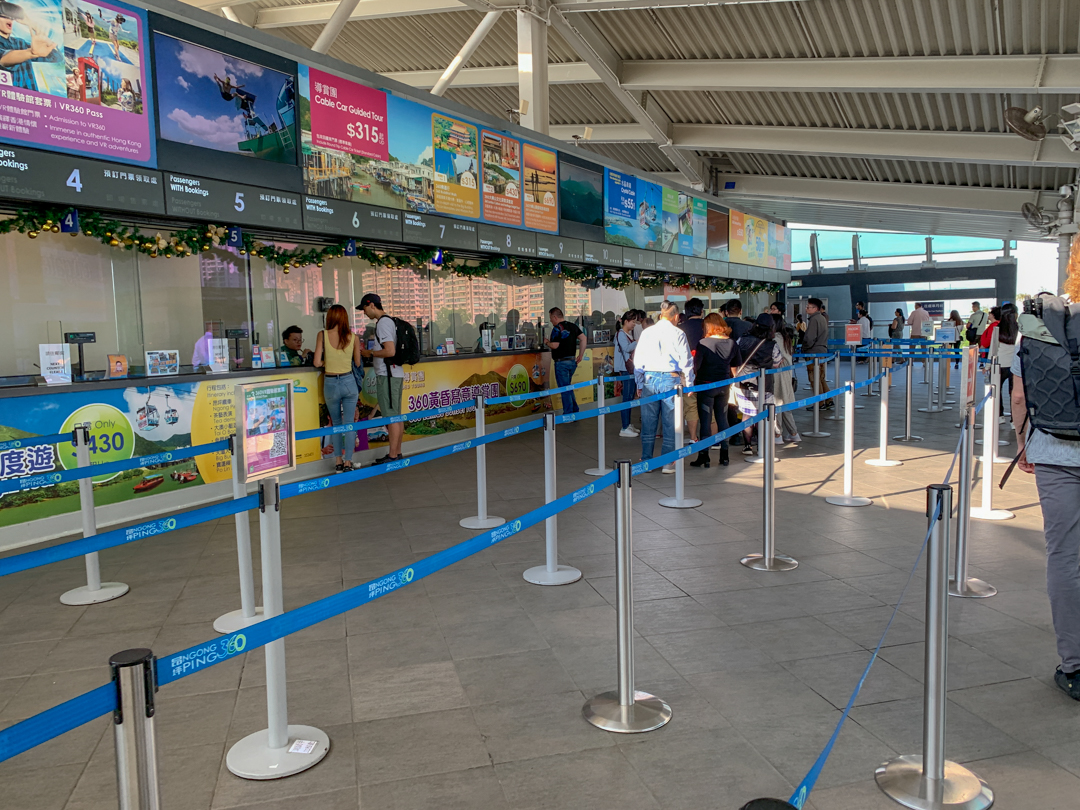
[
  {"xmin": 311, "ymin": 0, "xmax": 361, "ymax": 53},
  {"xmin": 517, "ymin": 9, "xmax": 549, "ymax": 135}
]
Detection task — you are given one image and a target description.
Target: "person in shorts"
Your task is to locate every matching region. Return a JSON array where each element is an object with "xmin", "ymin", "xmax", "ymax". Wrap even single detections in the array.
[{"xmin": 359, "ymin": 293, "xmax": 405, "ymax": 464}]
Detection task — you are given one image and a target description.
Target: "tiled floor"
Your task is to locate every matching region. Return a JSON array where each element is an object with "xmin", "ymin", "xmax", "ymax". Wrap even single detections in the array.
[{"xmin": 2, "ymin": 365, "xmax": 1078, "ymax": 809}]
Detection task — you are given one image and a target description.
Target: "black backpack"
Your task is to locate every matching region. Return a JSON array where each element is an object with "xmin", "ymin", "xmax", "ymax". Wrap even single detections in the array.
[
  {"xmin": 378, "ymin": 315, "xmax": 420, "ymax": 371},
  {"xmin": 1017, "ymin": 295, "xmax": 1080, "ymax": 441}
]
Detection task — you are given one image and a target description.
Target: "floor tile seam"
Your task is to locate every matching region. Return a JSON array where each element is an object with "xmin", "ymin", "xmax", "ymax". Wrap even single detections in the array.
[{"xmin": 210, "ymin": 783, "xmax": 347, "ymax": 810}]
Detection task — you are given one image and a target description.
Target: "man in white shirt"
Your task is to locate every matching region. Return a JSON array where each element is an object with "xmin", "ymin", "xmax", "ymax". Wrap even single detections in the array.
[
  {"xmin": 967, "ymin": 301, "xmax": 989, "ymax": 342},
  {"xmin": 633, "ymin": 301, "xmax": 694, "ymax": 473},
  {"xmin": 907, "ymin": 302, "xmax": 931, "ymax": 335}
]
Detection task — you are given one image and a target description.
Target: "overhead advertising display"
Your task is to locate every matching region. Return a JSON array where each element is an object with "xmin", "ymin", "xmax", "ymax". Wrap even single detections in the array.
[
  {"xmin": 0, "ymin": 371, "xmax": 320, "ymax": 528},
  {"xmin": 659, "ymin": 188, "xmax": 706, "ymax": 257},
  {"xmin": 604, "ymin": 168, "xmax": 661, "ymax": 250},
  {"xmin": 706, "ymin": 206, "xmax": 729, "ymax": 261},
  {"xmin": 558, "ymin": 158, "xmax": 603, "ymax": 242},
  {"xmin": 729, "ymin": 209, "xmax": 792, "ymax": 270},
  {"xmin": 480, "ymin": 129, "xmax": 520, "ymax": 226},
  {"xmin": 521, "ymin": 142, "xmax": 557, "ymax": 232},
  {"xmin": 0, "ymin": 0, "xmax": 154, "ymax": 166},
  {"xmin": 431, "ymin": 111, "xmax": 479, "ymax": 218},
  {"xmin": 153, "ymin": 33, "xmax": 296, "ymax": 165}
]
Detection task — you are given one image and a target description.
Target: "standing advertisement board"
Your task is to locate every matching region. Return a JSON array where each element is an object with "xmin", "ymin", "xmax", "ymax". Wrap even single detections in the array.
[
  {"xmin": 0, "ymin": 0, "xmax": 155, "ymax": 165},
  {"xmin": 235, "ymin": 380, "xmax": 295, "ymax": 482},
  {"xmin": 958, "ymin": 344, "xmax": 979, "ymax": 416},
  {"xmin": 0, "ymin": 371, "xmax": 321, "ymax": 527}
]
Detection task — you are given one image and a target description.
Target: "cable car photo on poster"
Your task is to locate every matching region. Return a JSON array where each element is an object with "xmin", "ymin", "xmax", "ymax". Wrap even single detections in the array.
[{"xmin": 235, "ymin": 380, "xmax": 295, "ymax": 482}]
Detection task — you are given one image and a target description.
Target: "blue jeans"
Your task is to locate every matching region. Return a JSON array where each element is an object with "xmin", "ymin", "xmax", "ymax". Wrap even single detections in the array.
[
  {"xmin": 554, "ymin": 358, "xmax": 579, "ymax": 414},
  {"xmin": 620, "ymin": 377, "xmax": 637, "ymax": 429},
  {"xmin": 324, "ymin": 373, "xmax": 359, "ymax": 458},
  {"xmin": 640, "ymin": 372, "xmax": 678, "ymax": 461}
]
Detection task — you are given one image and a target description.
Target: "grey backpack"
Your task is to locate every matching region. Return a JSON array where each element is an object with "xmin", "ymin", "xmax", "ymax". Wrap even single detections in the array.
[{"xmin": 1017, "ymin": 295, "xmax": 1080, "ymax": 441}]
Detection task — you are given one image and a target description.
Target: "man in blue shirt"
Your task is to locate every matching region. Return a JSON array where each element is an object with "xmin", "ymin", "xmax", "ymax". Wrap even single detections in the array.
[{"xmin": 0, "ymin": 4, "xmax": 60, "ymax": 92}]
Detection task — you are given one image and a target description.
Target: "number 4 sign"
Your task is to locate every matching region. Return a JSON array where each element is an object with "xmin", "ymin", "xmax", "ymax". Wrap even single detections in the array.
[{"xmin": 60, "ymin": 209, "xmax": 80, "ymax": 233}]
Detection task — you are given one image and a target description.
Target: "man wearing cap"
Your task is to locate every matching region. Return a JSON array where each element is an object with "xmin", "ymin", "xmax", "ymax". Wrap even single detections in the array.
[
  {"xmin": 0, "ymin": 2, "xmax": 60, "ymax": 92},
  {"xmin": 358, "ymin": 293, "xmax": 404, "ymax": 464}
]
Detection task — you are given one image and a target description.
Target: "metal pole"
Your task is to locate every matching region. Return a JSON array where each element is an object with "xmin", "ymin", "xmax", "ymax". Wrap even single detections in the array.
[
  {"xmin": 825, "ymin": 352, "xmax": 844, "ymax": 421},
  {"xmin": 585, "ymin": 376, "xmax": 611, "ymax": 476},
  {"xmin": 461, "ymin": 395, "xmax": 506, "ymax": 529},
  {"xmin": 949, "ymin": 411, "xmax": 997, "ymax": 598},
  {"xmin": 523, "ymin": 414, "xmax": 582, "ymax": 585},
  {"xmin": 876, "ymin": 484, "xmax": 994, "ymax": 810},
  {"xmin": 826, "ymin": 383, "xmax": 873, "ymax": 507},
  {"xmin": 60, "ymin": 425, "xmax": 129, "ymax": 606},
  {"xmin": 861, "ymin": 351, "xmax": 878, "ymax": 398},
  {"xmin": 110, "ymin": 648, "xmax": 160, "ymax": 810},
  {"xmin": 850, "ymin": 353, "xmax": 865, "ymax": 408},
  {"xmin": 583, "ymin": 460, "xmax": 672, "ymax": 733},
  {"xmin": 805, "ymin": 357, "xmax": 830, "ymax": 438},
  {"xmin": 894, "ymin": 356, "xmax": 923, "ymax": 442},
  {"xmin": 746, "ymin": 368, "xmax": 773, "ymax": 462},
  {"xmin": 972, "ymin": 359, "xmax": 1014, "ymax": 521},
  {"xmin": 215, "ymin": 441, "xmax": 264, "ymax": 633},
  {"xmin": 659, "ymin": 384, "xmax": 702, "ymax": 509},
  {"xmin": 226, "ymin": 477, "xmax": 329, "ymax": 779},
  {"xmin": 867, "ymin": 367, "xmax": 902, "ymax": 467},
  {"xmin": 430, "ymin": 10, "xmax": 503, "ymax": 95},
  {"xmin": 741, "ymin": 405, "xmax": 798, "ymax": 572}
]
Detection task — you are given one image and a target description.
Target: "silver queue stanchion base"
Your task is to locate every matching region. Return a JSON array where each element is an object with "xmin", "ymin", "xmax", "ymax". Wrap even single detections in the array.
[
  {"xmin": 825, "ymin": 383, "xmax": 873, "ymax": 508},
  {"xmin": 460, "ymin": 394, "xmax": 507, "ymax": 530},
  {"xmin": 583, "ymin": 459, "xmax": 672, "ymax": 733},
  {"xmin": 875, "ymin": 484, "xmax": 994, "ymax": 810},
  {"xmin": 60, "ymin": 425, "xmax": 130, "ymax": 606},
  {"xmin": 659, "ymin": 384, "xmax": 702, "ymax": 509},
  {"xmin": 585, "ymin": 376, "xmax": 611, "ymax": 477},
  {"xmin": 227, "ymin": 477, "xmax": 330, "ymax": 779},
  {"xmin": 523, "ymin": 413, "xmax": 582, "ymax": 586},
  {"xmin": 804, "ymin": 357, "xmax": 831, "ymax": 438},
  {"xmin": 894, "ymin": 356, "xmax": 924, "ymax": 443},
  {"xmin": 215, "ymin": 437, "xmax": 265, "ymax": 633},
  {"xmin": 866, "ymin": 366, "xmax": 902, "ymax": 468},
  {"xmin": 948, "ymin": 409, "xmax": 997, "ymax": 599},
  {"xmin": 741, "ymin": 405, "xmax": 798, "ymax": 572},
  {"xmin": 110, "ymin": 648, "xmax": 162, "ymax": 809}
]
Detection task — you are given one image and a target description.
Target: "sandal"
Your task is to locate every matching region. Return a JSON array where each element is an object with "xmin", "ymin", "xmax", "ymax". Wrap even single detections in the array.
[
  {"xmin": 335, "ymin": 460, "xmax": 344, "ymax": 472},
  {"xmin": 342, "ymin": 461, "xmax": 354, "ymax": 472}
]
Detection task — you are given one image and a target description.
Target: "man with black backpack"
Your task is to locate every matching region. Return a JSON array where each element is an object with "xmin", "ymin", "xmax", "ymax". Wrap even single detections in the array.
[
  {"xmin": 359, "ymin": 293, "xmax": 419, "ymax": 464},
  {"xmin": 1010, "ymin": 292, "xmax": 1080, "ymax": 701}
]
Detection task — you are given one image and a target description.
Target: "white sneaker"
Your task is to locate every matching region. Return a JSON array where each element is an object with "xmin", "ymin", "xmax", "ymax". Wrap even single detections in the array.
[
  {"xmin": 661, "ymin": 463, "xmax": 676, "ymax": 474},
  {"xmin": 619, "ymin": 428, "xmax": 638, "ymax": 438},
  {"xmin": 787, "ymin": 434, "xmax": 802, "ymax": 444},
  {"xmin": 774, "ymin": 436, "xmax": 784, "ymax": 445}
]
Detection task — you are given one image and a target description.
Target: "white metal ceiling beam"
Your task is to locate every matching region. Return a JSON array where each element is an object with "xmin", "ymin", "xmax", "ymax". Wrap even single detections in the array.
[
  {"xmin": 383, "ymin": 61, "xmax": 595, "ymax": 89},
  {"xmin": 431, "ymin": 10, "xmax": 502, "ymax": 95},
  {"xmin": 547, "ymin": 8, "xmax": 706, "ymax": 188},
  {"xmin": 312, "ymin": 0, "xmax": 362, "ymax": 52},
  {"xmin": 552, "ymin": 0, "xmax": 801, "ymax": 10},
  {"xmin": 550, "ymin": 122, "xmax": 1080, "ymax": 168},
  {"xmin": 255, "ymin": 0, "xmax": 465, "ymax": 29}
]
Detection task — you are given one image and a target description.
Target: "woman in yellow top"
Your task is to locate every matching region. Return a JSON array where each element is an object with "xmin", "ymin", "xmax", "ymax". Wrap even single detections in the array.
[{"xmin": 314, "ymin": 304, "xmax": 363, "ymax": 472}]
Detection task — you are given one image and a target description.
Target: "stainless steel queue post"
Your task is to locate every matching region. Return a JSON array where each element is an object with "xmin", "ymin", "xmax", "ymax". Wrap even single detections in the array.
[
  {"xmin": 826, "ymin": 382, "xmax": 873, "ymax": 508},
  {"xmin": 894, "ymin": 356, "xmax": 924, "ymax": 443},
  {"xmin": 948, "ymin": 408, "xmax": 997, "ymax": 599},
  {"xmin": 460, "ymin": 394, "xmax": 507, "ymax": 530},
  {"xmin": 659, "ymin": 385, "xmax": 702, "ymax": 509},
  {"xmin": 585, "ymin": 376, "xmax": 611, "ymax": 477},
  {"xmin": 583, "ymin": 459, "xmax": 671, "ymax": 733},
  {"xmin": 741, "ymin": 405, "xmax": 798, "ymax": 572},
  {"xmin": 60, "ymin": 424, "xmax": 129, "ymax": 606},
  {"xmin": 523, "ymin": 413, "xmax": 582, "ymax": 585},
  {"xmin": 876, "ymin": 485, "xmax": 994, "ymax": 810},
  {"xmin": 804, "ymin": 356, "xmax": 830, "ymax": 438},
  {"xmin": 849, "ymin": 352, "xmax": 865, "ymax": 409},
  {"xmin": 824, "ymin": 351, "xmax": 844, "ymax": 421},
  {"xmin": 970, "ymin": 359, "xmax": 1014, "ymax": 521},
  {"xmin": 227, "ymin": 381, "xmax": 328, "ymax": 779},
  {"xmin": 110, "ymin": 648, "xmax": 161, "ymax": 810},
  {"xmin": 746, "ymin": 368, "xmax": 776, "ymax": 464},
  {"xmin": 867, "ymin": 367, "xmax": 902, "ymax": 467},
  {"xmin": 919, "ymin": 348, "xmax": 952, "ymax": 414},
  {"xmin": 214, "ymin": 438, "xmax": 264, "ymax": 634}
]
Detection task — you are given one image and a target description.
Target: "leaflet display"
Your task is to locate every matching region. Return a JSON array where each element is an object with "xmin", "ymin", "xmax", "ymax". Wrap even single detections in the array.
[
  {"xmin": 302, "ymin": 196, "xmax": 403, "ymax": 242},
  {"xmin": 0, "ymin": 145, "xmax": 164, "ymax": 211},
  {"xmin": 0, "ymin": 0, "xmax": 155, "ymax": 166},
  {"xmin": 235, "ymin": 380, "xmax": 295, "ymax": 482},
  {"xmin": 164, "ymin": 174, "xmax": 302, "ymax": 229}
]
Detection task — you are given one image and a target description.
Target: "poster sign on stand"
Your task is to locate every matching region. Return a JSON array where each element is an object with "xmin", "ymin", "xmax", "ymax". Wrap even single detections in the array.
[
  {"xmin": 844, "ymin": 324, "xmax": 863, "ymax": 345},
  {"xmin": 210, "ymin": 339, "xmax": 230, "ymax": 373},
  {"xmin": 235, "ymin": 380, "xmax": 295, "ymax": 482},
  {"xmin": 958, "ymin": 344, "xmax": 979, "ymax": 416},
  {"xmin": 145, "ymin": 350, "xmax": 179, "ymax": 376},
  {"xmin": 38, "ymin": 344, "xmax": 72, "ymax": 385},
  {"xmin": 935, "ymin": 325, "xmax": 958, "ymax": 344}
]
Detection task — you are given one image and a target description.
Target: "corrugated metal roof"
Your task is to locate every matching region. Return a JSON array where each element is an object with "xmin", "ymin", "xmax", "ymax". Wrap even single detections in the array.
[
  {"xmin": 444, "ymin": 82, "xmax": 637, "ymax": 126},
  {"xmin": 577, "ymin": 141, "xmax": 678, "ymax": 173}
]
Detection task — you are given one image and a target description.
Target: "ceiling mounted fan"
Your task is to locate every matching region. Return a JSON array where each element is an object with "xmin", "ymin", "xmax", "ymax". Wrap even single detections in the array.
[{"xmin": 1005, "ymin": 106, "xmax": 1049, "ymax": 141}]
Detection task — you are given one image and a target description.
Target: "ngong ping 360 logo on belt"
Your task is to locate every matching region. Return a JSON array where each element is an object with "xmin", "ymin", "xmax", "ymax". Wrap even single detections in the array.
[
  {"xmin": 368, "ymin": 567, "xmax": 415, "ymax": 598},
  {"xmin": 125, "ymin": 516, "xmax": 178, "ymax": 541}
]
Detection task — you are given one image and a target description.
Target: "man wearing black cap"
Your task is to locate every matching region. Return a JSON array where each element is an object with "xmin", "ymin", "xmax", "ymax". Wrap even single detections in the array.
[
  {"xmin": 358, "ymin": 293, "xmax": 404, "ymax": 463},
  {"xmin": 0, "ymin": 2, "xmax": 60, "ymax": 92}
]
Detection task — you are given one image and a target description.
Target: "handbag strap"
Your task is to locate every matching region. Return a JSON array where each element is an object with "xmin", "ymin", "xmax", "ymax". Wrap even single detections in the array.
[{"xmin": 734, "ymin": 340, "xmax": 765, "ymax": 378}]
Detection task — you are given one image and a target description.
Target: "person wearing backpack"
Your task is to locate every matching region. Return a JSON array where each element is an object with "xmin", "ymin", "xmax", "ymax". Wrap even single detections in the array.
[
  {"xmin": 1009, "ymin": 293, "xmax": 1080, "ymax": 701},
  {"xmin": 965, "ymin": 300, "xmax": 989, "ymax": 345},
  {"xmin": 358, "ymin": 293, "xmax": 414, "ymax": 464}
]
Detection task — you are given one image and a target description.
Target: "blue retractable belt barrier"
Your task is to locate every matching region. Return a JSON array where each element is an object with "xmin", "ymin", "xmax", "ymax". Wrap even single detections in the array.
[
  {"xmin": 0, "ymin": 439, "xmax": 231, "ymax": 494},
  {"xmin": 0, "ymin": 682, "xmax": 116, "ymax": 764},
  {"xmin": 0, "ymin": 494, "xmax": 259, "ymax": 578},
  {"xmin": 160, "ymin": 468, "xmax": 620, "ymax": 685},
  {"xmin": 787, "ymin": 425, "xmax": 969, "ymax": 809},
  {"xmin": 0, "ymin": 432, "xmax": 72, "ymax": 453},
  {"xmin": 685, "ymin": 370, "xmax": 758, "ymax": 394},
  {"xmin": 487, "ymin": 377, "xmax": 595, "ymax": 406},
  {"xmin": 297, "ymin": 399, "xmax": 473, "ymax": 441},
  {"xmin": 630, "ymin": 413, "xmax": 764, "ymax": 476}
]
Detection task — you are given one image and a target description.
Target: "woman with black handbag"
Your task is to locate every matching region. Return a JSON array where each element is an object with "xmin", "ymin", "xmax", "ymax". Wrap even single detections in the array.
[
  {"xmin": 690, "ymin": 314, "xmax": 743, "ymax": 468},
  {"xmin": 734, "ymin": 314, "xmax": 783, "ymax": 457}
]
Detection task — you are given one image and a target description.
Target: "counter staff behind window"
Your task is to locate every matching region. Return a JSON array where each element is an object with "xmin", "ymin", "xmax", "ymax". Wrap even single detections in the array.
[{"xmin": 280, "ymin": 326, "xmax": 313, "ymax": 366}]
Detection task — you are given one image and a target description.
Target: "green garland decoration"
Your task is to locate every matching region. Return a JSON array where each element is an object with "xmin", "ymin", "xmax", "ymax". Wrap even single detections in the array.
[{"xmin": 0, "ymin": 203, "xmax": 782, "ymax": 293}]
